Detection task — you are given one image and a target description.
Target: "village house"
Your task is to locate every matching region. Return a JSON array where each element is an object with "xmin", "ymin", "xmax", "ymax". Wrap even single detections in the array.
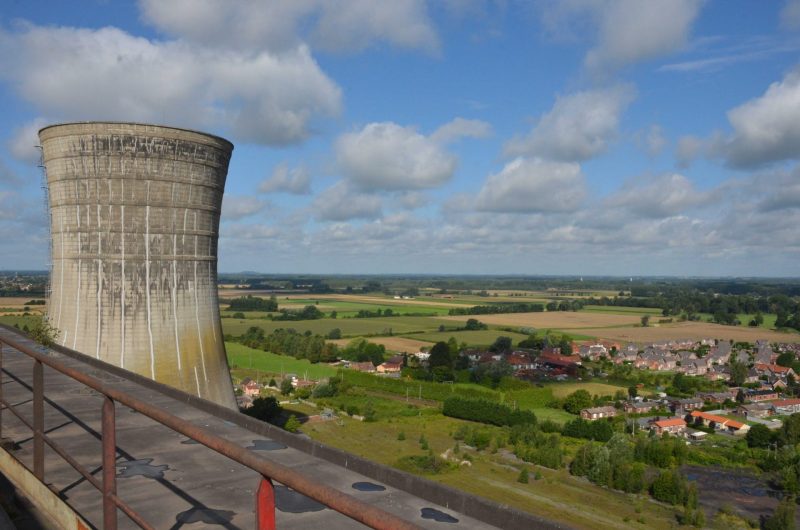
[
  {"xmin": 747, "ymin": 389, "xmax": 779, "ymax": 402},
  {"xmin": 771, "ymin": 398, "xmax": 800, "ymax": 415},
  {"xmin": 705, "ymin": 365, "xmax": 731, "ymax": 382},
  {"xmin": 669, "ymin": 397, "xmax": 704, "ymax": 414},
  {"xmin": 347, "ymin": 361, "xmax": 376, "ymax": 373},
  {"xmin": 580, "ymin": 406, "xmax": 617, "ymax": 420},
  {"xmin": 624, "ymin": 400, "xmax": 660, "ymax": 414},
  {"xmin": 507, "ymin": 352, "xmax": 535, "ymax": 371},
  {"xmin": 696, "ymin": 390, "xmax": 736, "ymax": 404},
  {"xmin": 377, "ymin": 360, "xmax": 403, "ymax": 374},
  {"xmin": 689, "ymin": 410, "xmax": 750, "ymax": 435},
  {"xmin": 754, "ymin": 363, "xmax": 796, "ymax": 379},
  {"xmin": 242, "ymin": 381, "xmax": 261, "ymax": 397},
  {"xmin": 733, "ymin": 349, "xmax": 751, "ymax": 364},
  {"xmin": 736, "ymin": 402, "xmax": 772, "ymax": 419},
  {"xmin": 651, "ymin": 418, "xmax": 687, "ymax": 436}
]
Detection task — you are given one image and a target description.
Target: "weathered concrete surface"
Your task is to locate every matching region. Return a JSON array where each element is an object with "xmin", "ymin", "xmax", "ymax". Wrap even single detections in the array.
[
  {"xmin": 39, "ymin": 122, "xmax": 236, "ymax": 408},
  {"xmin": 0, "ymin": 327, "xmax": 506, "ymax": 530}
]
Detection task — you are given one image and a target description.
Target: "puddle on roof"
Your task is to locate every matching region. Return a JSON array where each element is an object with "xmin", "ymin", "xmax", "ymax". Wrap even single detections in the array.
[
  {"xmin": 352, "ymin": 482, "xmax": 386, "ymax": 492},
  {"xmin": 421, "ymin": 507, "xmax": 459, "ymax": 523},
  {"xmin": 116, "ymin": 459, "xmax": 168, "ymax": 479}
]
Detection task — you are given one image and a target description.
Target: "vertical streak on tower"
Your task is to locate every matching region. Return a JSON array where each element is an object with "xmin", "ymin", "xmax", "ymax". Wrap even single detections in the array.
[{"xmin": 39, "ymin": 122, "xmax": 237, "ymax": 409}]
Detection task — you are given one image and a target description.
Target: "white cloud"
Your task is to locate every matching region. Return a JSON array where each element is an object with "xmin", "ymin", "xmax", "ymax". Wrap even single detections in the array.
[
  {"xmin": 723, "ymin": 68, "xmax": 800, "ymax": 167},
  {"xmin": 139, "ymin": 0, "xmax": 439, "ymax": 54},
  {"xmin": 221, "ymin": 195, "xmax": 267, "ymax": 220},
  {"xmin": 313, "ymin": 181, "xmax": 382, "ymax": 221},
  {"xmin": 8, "ymin": 118, "xmax": 48, "ymax": 164},
  {"xmin": 397, "ymin": 191, "xmax": 428, "ymax": 210},
  {"xmin": 636, "ymin": 124, "xmax": 667, "ymax": 157},
  {"xmin": 781, "ymin": 0, "xmax": 800, "ymax": 30},
  {"xmin": 312, "ymin": 0, "xmax": 439, "ymax": 53},
  {"xmin": 259, "ymin": 163, "xmax": 312, "ymax": 195},
  {"xmin": 504, "ymin": 85, "xmax": 634, "ymax": 162},
  {"xmin": 430, "ymin": 117, "xmax": 492, "ymax": 144},
  {"xmin": 606, "ymin": 173, "xmax": 710, "ymax": 218},
  {"xmin": 475, "ymin": 158, "xmax": 586, "ymax": 213},
  {"xmin": 538, "ymin": 0, "xmax": 702, "ymax": 73},
  {"xmin": 0, "ymin": 159, "xmax": 21, "ymax": 186},
  {"xmin": 0, "ymin": 24, "xmax": 341, "ymax": 146},
  {"xmin": 585, "ymin": 0, "xmax": 703, "ymax": 73},
  {"xmin": 675, "ymin": 135, "xmax": 707, "ymax": 167},
  {"xmin": 336, "ymin": 122, "xmax": 457, "ymax": 191}
]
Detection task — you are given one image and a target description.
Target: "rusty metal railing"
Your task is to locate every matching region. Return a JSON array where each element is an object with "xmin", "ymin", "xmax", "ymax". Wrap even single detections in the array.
[{"xmin": 0, "ymin": 333, "xmax": 421, "ymax": 530}]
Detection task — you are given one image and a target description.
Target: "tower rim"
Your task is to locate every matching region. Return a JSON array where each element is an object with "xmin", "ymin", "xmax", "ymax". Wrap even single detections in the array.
[{"xmin": 37, "ymin": 121, "xmax": 234, "ymax": 151}]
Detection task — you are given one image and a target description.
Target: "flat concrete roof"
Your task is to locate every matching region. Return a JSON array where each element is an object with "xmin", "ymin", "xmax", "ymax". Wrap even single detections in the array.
[{"xmin": 0, "ymin": 326, "xmax": 562, "ymax": 529}]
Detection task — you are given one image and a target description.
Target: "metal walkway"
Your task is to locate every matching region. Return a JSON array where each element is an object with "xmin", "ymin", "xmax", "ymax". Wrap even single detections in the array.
[{"xmin": 0, "ymin": 326, "xmax": 551, "ymax": 529}]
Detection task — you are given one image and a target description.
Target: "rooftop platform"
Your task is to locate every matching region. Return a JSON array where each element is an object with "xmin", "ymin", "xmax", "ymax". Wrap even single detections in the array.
[{"xmin": 0, "ymin": 326, "xmax": 563, "ymax": 530}]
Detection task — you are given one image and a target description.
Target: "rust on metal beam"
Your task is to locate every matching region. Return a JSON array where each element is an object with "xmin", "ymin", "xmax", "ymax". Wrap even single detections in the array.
[
  {"xmin": 102, "ymin": 396, "xmax": 117, "ymax": 530},
  {"xmin": 32, "ymin": 359, "xmax": 44, "ymax": 481}
]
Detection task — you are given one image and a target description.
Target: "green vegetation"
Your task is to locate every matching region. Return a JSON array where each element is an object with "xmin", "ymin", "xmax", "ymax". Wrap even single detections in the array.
[
  {"xmin": 448, "ymin": 302, "xmax": 544, "ymax": 315},
  {"xmin": 442, "ymin": 396, "xmax": 537, "ymax": 427},
  {"xmin": 227, "ymin": 342, "xmax": 338, "ymax": 379},
  {"xmin": 227, "ymin": 295, "xmax": 278, "ymax": 312}
]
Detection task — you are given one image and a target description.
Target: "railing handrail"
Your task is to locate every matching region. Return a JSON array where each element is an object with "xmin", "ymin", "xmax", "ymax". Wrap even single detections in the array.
[{"xmin": 0, "ymin": 333, "xmax": 422, "ymax": 530}]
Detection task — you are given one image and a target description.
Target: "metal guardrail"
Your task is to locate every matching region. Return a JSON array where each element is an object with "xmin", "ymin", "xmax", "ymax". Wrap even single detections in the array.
[{"xmin": 0, "ymin": 334, "xmax": 422, "ymax": 530}]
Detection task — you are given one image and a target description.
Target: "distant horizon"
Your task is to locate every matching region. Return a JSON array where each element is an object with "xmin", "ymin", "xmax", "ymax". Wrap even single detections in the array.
[{"xmin": 4, "ymin": 270, "xmax": 800, "ymax": 282}]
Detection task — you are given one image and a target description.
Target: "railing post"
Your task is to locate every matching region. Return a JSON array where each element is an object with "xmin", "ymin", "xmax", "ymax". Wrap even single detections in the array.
[
  {"xmin": 33, "ymin": 359, "xmax": 43, "ymax": 481},
  {"xmin": 255, "ymin": 476, "xmax": 276, "ymax": 530},
  {"xmin": 102, "ymin": 396, "xmax": 117, "ymax": 530},
  {"xmin": 0, "ymin": 339, "xmax": 4, "ymax": 440}
]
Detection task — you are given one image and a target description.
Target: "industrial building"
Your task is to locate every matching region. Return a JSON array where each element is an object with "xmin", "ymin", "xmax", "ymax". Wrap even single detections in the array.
[{"xmin": 38, "ymin": 122, "xmax": 236, "ymax": 408}]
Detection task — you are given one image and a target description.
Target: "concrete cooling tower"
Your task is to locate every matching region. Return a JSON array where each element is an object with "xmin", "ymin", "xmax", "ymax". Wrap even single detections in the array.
[{"xmin": 39, "ymin": 122, "xmax": 237, "ymax": 409}]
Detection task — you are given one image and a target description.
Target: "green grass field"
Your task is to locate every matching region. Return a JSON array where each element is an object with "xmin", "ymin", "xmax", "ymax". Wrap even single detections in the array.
[
  {"xmin": 226, "ymin": 342, "xmax": 338, "ymax": 379},
  {"xmin": 280, "ymin": 298, "xmax": 452, "ymax": 316},
  {"xmin": 306, "ymin": 412, "xmax": 678, "ymax": 530},
  {"xmin": 221, "ymin": 315, "xmax": 451, "ymax": 337},
  {"xmin": 692, "ymin": 312, "xmax": 779, "ymax": 330},
  {"xmin": 0, "ymin": 314, "xmax": 42, "ymax": 330}
]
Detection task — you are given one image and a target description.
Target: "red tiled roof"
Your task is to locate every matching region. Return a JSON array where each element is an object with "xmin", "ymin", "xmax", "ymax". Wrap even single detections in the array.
[
  {"xmin": 772, "ymin": 399, "xmax": 800, "ymax": 407},
  {"xmin": 690, "ymin": 410, "xmax": 745, "ymax": 429},
  {"xmin": 654, "ymin": 418, "xmax": 686, "ymax": 428}
]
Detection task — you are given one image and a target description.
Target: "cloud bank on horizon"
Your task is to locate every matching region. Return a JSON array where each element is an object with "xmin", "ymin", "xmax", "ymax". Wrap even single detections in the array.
[{"xmin": 1, "ymin": 0, "xmax": 799, "ymax": 276}]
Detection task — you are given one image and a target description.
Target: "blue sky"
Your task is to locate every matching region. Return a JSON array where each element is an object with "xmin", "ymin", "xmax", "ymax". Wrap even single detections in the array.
[{"xmin": 1, "ymin": 0, "xmax": 800, "ymax": 276}]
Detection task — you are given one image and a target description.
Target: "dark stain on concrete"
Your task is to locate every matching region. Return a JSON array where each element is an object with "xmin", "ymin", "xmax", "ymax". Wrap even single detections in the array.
[
  {"xmin": 180, "ymin": 438, "xmax": 200, "ymax": 445},
  {"xmin": 174, "ymin": 507, "xmax": 235, "ymax": 525},
  {"xmin": 275, "ymin": 485, "xmax": 326, "ymax": 513},
  {"xmin": 352, "ymin": 481, "xmax": 386, "ymax": 492},
  {"xmin": 247, "ymin": 439, "xmax": 287, "ymax": 451},
  {"xmin": 421, "ymin": 507, "xmax": 459, "ymax": 523},
  {"xmin": 117, "ymin": 459, "xmax": 169, "ymax": 479}
]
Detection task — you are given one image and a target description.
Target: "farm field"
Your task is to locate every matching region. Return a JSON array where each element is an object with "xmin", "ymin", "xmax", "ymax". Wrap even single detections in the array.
[
  {"xmin": 571, "ymin": 320, "xmax": 799, "ymax": 343},
  {"xmin": 226, "ymin": 342, "xmax": 338, "ymax": 379},
  {"xmin": 440, "ymin": 311, "xmax": 643, "ymax": 329},
  {"xmin": 580, "ymin": 306, "xmax": 662, "ymax": 315},
  {"xmin": 545, "ymin": 382, "xmax": 627, "ymax": 399},
  {"xmin": 220, "ymin": 315, "xmax": 451, "ymax": 337},
  {"xmin": 0, "ymin": 296, "xmax": 46, "ymax": 316},
  {"xmin": 407, "ymin": 329, "xmax": 529, "ymax": 347},
  {"xmin": 328, "ymin": 336, "xmax": 433, "ymax": 353},
  {"xmin": 277, "ymin": 298, "xmax": 451, "ymax": 317}
]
